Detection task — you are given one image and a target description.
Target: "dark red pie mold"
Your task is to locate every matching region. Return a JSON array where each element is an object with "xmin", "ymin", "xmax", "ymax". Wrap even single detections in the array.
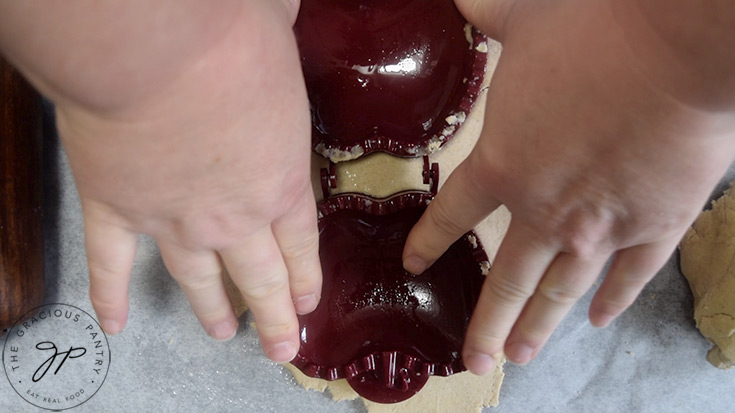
[
  {"xmin": 294, "ymin": 0, "xmax": 489, "ymax": 161},
  {"xmin": 293, "ymin": 192, "xmax": 490, "ymax": 403},
  {"xmin": 291, "ymin": 0, "xmax": 492, "ymax": 404}
]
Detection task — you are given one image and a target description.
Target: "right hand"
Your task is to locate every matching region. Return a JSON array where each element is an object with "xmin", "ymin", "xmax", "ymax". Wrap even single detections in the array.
[{"xmin": 403, "ymin": 0, "xmax": 735, "ymax": 374}]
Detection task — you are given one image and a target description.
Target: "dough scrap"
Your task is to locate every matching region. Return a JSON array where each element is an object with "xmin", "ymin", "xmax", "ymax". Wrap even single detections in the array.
[{"xmin": 680, "ymin": 181, "xmax": 735, "ymax": 369}]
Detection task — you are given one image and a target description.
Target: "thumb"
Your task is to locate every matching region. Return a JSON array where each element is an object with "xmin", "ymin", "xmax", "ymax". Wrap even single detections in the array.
[
  {"xmin": 453, "ymin": 0, "xmax": 517, "ymax": 40},
  {"xmin": 402, "ymin": 152, "xmax": 502, "ymax": 274}
]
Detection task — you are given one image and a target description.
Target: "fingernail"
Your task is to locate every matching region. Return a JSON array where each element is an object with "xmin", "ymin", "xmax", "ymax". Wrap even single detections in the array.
[
  {"xmin": 100, "ymin": 319, "xmax": 122, "ymax": 335},
  {"xmin": 267, "ymin": 341, "xmax": 298, "ymax": 363},
  {"xmin": 463, "ymin": 353, "xmax": 497, "ymax": 376},
  {"xmin": 403, "ymin": 255, "xmax": 428, "ymax": 275},
  {"xmin": 294, "ymin": 294, "xmax": 319, "ymax": 315},
  {"xmin": 208, "ymin": 320, "xmax": 238, "ymax": 341},
  {"xmin": 508, "ymin": 342, "xmax": 535, "ymax": 365}
]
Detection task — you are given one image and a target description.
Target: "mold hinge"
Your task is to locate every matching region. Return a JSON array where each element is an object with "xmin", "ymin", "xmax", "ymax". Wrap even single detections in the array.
[
  {"xmin": 422, "ymin": 156, "xmax": 440, "ymax": 196},
  {"xmin": 320, "ymin": 161, "xmax": 338, "ymax": 199}
]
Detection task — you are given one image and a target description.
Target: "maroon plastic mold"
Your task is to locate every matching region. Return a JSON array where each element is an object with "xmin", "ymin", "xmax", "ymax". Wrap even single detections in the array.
[
  {"xmin": 293, "ymin": 193, "xmax": 489, "ymax": 403},
  {"xmin": 294, "ymin": 0, "xmax": 489, "ymax": 161}
]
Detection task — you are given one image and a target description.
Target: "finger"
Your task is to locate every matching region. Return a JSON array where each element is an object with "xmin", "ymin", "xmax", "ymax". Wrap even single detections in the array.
[
  {"xmin": 219, "ymin": 227, "xmax": 299, "ymax": 363},
  {"xmin": 271, "ymin": 192, "xmax": 322, "ymax": 315},
  {"xmin": 157, "ymin": 241, "xmax": 238, "ymax": 341},
  {"xmin": 84, "ymin": 204, "xmax": 138, "ymax": 335},
  {"xmin": 462, "ymin": 222, "xmax": 557, "ymax": 375},
  {"xmin": 276, "ymin": 0, "xmax": 301, "ymax": 25},
  {"xmin": 504, "ymin": 251, "xmax": 609, "ymax": 365},
  {"xmin": 403, "ymin": 154, "xmax": 502, "ymax": 274},
  {"xmin": 588, "ymin": 238, "xmax": 679, "ymax": 327},
  {"xmin": 453, "ymin": 0, "xmax": 517, "ymax": 40}
]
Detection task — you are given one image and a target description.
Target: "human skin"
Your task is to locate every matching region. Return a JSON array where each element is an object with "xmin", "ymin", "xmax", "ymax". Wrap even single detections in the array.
[
  {"xmin": 403, "ymin": 0, "xmax": 735, "ymax": 374},
  {"xmin": 3, "ymin": 0, "xmax": 734, "ymax": 375},
  {"xmin": 0, "ymin": 0, "xmax": 319, "ymax": 363}
]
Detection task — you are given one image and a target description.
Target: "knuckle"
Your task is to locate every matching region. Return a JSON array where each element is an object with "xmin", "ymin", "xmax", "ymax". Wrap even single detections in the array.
[
  {"xmin": 275, "ymin": 173, "xmax": 311, "ymax": 213},
  {"xmin": 169, "ymin": 213, "xmax": 261, "ymax": 252},
  {"xmin": 562, "ymin": 235, "xmax": 596, "ymax": 258},
  {"xmin": 255, "ymin": 320, "xmax": 296, "ymax": 338},
  {"xmin": 620, "ymin": 265, "xmax": 658, "ymax": 286},
  {"xmin": 176, "ymin": 271, "xmax": 221, "ymax": 292},
  {"xmin": 484, "ymin": 273, "xmax": 535, "ymax": 304},
  {"xmin": 595, "ymin": 296, "xmax": 634, "ymax": 316},
  {"xmin": 196, "ymin": 307, "xmax": 232, "ymax": 323},
  {"xmin": 290, "ymin": 277, "xmax": 321, "ymax": 298},
  {"xmin": 558, "ymin": 225, "xmax": 601, "ymax": 257},
  {"xmin": 467, "ymin": 148, "xmax": 501, "ymax": 189},
  {"xmin": 168, "ymin": 218, "xmax": 222, "ymax": 251},
  {"xmin": 89, "ymin": 295, "xmax": 121, "ymax": 315},
  {"xmin": 427, "ymin": 199, "xmax": 468, "ymax": 240},
  {"xmin": 509, "ymin": 330, "xmax": 546, "ymax": 350},
  {"xmin": 466, "ymin": 330, "xmax": 507, "ymax": 353},
  {"xmin": 242, "ymin": 275, "xmax": 289, "ymax": 302},
  {"xmin": 558, "ymin": 218, "xmax": 614, "ymax": 259},
  {"xmin": 87, "ymin": 260, "xmax": 125, "ymax": 280},
  {"xmin": 536, "ymin": 282, "xmax": 584, "ymax": 306},
  {"xmin": 533, "ymin": 198, "xmax": 619, "ymax": 259},
  {"xmin": 281, "ymin": 231, "xmax": 319, "ymax": 262}
]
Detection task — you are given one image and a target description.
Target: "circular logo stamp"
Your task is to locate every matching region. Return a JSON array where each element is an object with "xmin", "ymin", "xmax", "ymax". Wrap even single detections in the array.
[{"xmin": 2, "ymin": 303, "xmax": 110, "ymax": 410}]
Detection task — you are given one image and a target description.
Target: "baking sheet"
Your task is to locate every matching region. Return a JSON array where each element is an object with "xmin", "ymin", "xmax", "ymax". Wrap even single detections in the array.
[{"xmin": 3, "ymin": 84, "xmax": 735, "ymax": 413}]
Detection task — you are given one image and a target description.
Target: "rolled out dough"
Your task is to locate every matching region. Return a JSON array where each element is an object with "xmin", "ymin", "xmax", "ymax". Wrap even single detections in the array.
[
  {"xmin": 680, "ymin": 181, "xmax": 735, "ymax": 369},
  {"xmin": 283, "ymin": 361, "xmax": 505, "ymax": 412},
  {"xmin": 226, "ymin": 280, "xmax": 506, "ymax": 413}
]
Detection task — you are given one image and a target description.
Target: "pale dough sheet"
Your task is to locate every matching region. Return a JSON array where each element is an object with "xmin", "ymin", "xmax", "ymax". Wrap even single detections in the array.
[{"xmin": 283, "ymin": 363, "xmax": 504, "ymax": 413}]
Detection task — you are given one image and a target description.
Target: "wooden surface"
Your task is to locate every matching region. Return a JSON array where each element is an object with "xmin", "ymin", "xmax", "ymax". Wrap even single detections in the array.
[{"xmin": 0, "ymin": 57, "xmax": 44, "ymax": 330}]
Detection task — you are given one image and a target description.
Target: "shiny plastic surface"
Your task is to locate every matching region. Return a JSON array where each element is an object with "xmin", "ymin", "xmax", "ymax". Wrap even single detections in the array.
[
  {"xmin": 295, "ymin": 0, "xmax": 487, "ymax": 160},
  {"xmin": 293, "ymin": 193, "xmax": 488, "ymax": 403}
]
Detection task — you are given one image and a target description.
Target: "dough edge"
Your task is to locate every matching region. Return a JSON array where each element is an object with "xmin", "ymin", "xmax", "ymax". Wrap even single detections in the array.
[{"xmin": 680, "ymin": 181, "xmax": 735, "ymax": 369}]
